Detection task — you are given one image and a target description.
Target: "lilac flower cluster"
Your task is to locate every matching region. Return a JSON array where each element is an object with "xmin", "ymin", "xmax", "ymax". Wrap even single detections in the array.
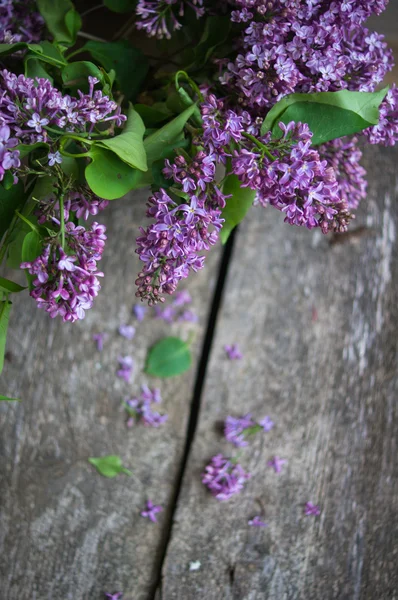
[
  {"xmin": 0, "ymin": 124, "xmax": 20, "ymax": 183},
  {"xmin": 202, "ymin": 454, "xmax": 251, "ymax": 501},
  {"xmin": 20, "ymin": 221, "xmax": 106, "ymax": 322},
  {"xmin": 37, "ymin": 187, "xmax": 109, "ymax": 226},
  {"xmin": 124, "ymin": 385, "xmax": 168, "ymax": 427},
  {"xmin": 136, "ymin": 0, "xmax": 205, "ymax": 39},
  {"xmin": 0, "ymin": 71, "xmax": 125, "ymax": 144},
  {"xmin": 0, "ymin": 0, "xmax": 44, "ymax": 44},
  {"xmin": 135, "ymin": 151, "xmax": 225, "ymax": 304},
  {"xmin": 224, "ymin": 413, "xmax": 274, "ymax": 447},
  {"xmin": 363, "ymin": 85, "xmax": 398, "ymax": 147},
  {"xmin": 225, "ymin": 0, "xmax": 392, "ymax": 113}
]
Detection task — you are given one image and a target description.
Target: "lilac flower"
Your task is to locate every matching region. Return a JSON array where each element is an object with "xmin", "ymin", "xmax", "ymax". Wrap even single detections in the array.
[
  {"xmin": 118, "ymin": 325, "xmax": 136, "ymax": 340},
  {"xmin": 133, "ymin": 304, "xmax": 146, "ymax": 322},
  {"xmin": 47, "ymin": 151, "xmax": 63, "ymax": 166},
  {"xmin": 224, "ymin": 344, "xmax": 243, "ymax": 360},
  {"xmin": 267, "ymin": 456, "xmax": 287, "ymax": 474},
  {"xmin": 0, "ymin": 70, "xmax": 126, "ymax": 145},
  {"xmin": 248, "ymin": 516, "xmax": 268, "ymax": 527},
  {"xmin": 105, "ymin": 593, "xmax": 123, "ymax": 600},
  {"xmin": 224, "ymin": 414, "xmax": 255, "ymax": 447},
  {"xmin": 154, "ymin": 305, "xmax": 175, "ymax": 324},
  {"xmin": 178, "ymin": 310, "xmax": 198, "ymax": 323},
  {"xmin": 136, "ymin": 0, "xmax": 205, "ymax": 40},
  {"xmin": 0, "ymin": 1, "xmax": 44, "ymax": 43},
  {"xmin": 259, "ymin": 416, "xmax": 274, "ymax": 432},
  {"xmin": 125, "ymin": 385, "xmax": 167, "ymax": 427},
  {"xmin": 117, "ymin": 355, "xmax": 134, "ymax": 382},
  {"xmin": 93, "ymin": 332, "xmax": 107, "ymax": 352},
  {"xmin": 202, "ymin": 454, "xmax": 251, "ymax": 501},
  {"xmin": 0, "ymin": 125, "xmax": 20, "ymax": 183},
  {"xmin": 363, "ymin": 85, "xmax": 398, "ymax": 147},
  {"xmin": 173, "ymin": 289, "xmax": 192, "ymax": 306},
  {"xmin": 20, "ymin": 221, "xmax": 106, "ymax": 323},
  {"xmin": 304, "ymin": 502, "xmax": 321, "ymax": 516},
  {"xmin": 141, "ymin": 500, "xmax": 163, "ymax": 523}
]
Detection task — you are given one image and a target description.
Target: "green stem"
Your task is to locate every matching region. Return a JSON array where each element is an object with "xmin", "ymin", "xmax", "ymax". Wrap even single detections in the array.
[
  {"xmin": 243, "ymin": 132, "xmax": 276, "ymax": 162},
  {"xmin": 59, "ymin": 194, "xmax": 65, "ymax": 249},
  {"xmin": 15, "ymin": 211, "xmax": 39, "ymax": 234}
]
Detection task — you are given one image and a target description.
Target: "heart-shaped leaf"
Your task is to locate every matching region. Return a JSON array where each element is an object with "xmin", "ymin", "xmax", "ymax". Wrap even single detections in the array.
[
  {"xmin": 145, "ymin": 336, "xmax": 192, "ymax": 378},
  {"xmin": 88, "ymin": 455, "xmax": 132, "ymax": 478},
  {"xmin": 85, "ymin": 146, "xmax": 141, "ymax": 200},
  {"xmin": 220, "ymin": 173, "xmax": 255, "ymax": 244}
]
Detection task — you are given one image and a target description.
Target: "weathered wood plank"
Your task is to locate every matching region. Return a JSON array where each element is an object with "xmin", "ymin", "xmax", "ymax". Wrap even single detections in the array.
[
  {"xmin": 0, "ymin": 192, "xmax": 220, "ymax": 600},
  {"xmin": 160, "ymin": 145, "xmax": 398, "ymax": 600}
]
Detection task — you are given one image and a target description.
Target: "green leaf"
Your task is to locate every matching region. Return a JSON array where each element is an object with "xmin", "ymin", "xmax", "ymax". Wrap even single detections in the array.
[
  {"xmin": 24, "ymin": 57, "xmax": 54, "ymax": 83},
  {"xmin": 145, "ymin": 336, "xmax": 192, "ymax": 378},
  {"xmin": 37, "ymin": 0, "xmax": 81, "ymax": 46},
  {"xmin": 144, "ymin": 104, "xmax": 196, "ymax": 165},
  {"xmin": 0, "ymin": 277, "xmax": 25, "ymax": 294},
  {"xmin": 15, "ymin": 142, "xmax": 49, "ymax": 159},
  {"xmin": 220, "ymin": 174, "xmax": 256, "ymax": 244},
  {"xmin": 82, "ymin": 40, "xmax": 149, "ymax": 100},
  {"xmin": 29, "ymin": 40, "xmax": 68, "ymax": 67},
  {"xmin": 134, "ymin": 104, "xmax": 171, "ymax": 128},
  {"xmin": 85, "ymin": 147, "xmax": 140, "ymax": 200},
  {"xmin": 0, "ymin": 181, "xmax": 26, "ymax": 242},
  {"xmin": 96, "ymin": 105, "xmax": 147, "ymax": 171},
  {"xmin": 0, "ymin": 42, "xmax": 42, "ymax": 57},
  {"xmin": 261, "ymin": 88, "xmax": 389, "ymax": 145},
  {"xmin": 0, "ymin": 395, "xmax": 21, "ymax": 402},
  {"xmin": 103, "ymin": 0, "xmax": 137, "ymax": 11},
  {"xmin": 190, "ymin": 16, "xmax": 231, "ymax": 69},
  {"xmin": 0, "ymin": 301, "xmax": 12, "ymax": 375},
  {"xmin": 88, "ymin": 455, "xmax": 132, "ymax": 478},
  {"xmin": 62, "ymin": 61, "xmax": 104, "ymax": 92},
  {"xmin": 2, "ymin": 171, "xmax": 15, "ymax": 191},
  {"xmin": 21, "ymin": 231, "xmax": 43, "ymax": 289}
]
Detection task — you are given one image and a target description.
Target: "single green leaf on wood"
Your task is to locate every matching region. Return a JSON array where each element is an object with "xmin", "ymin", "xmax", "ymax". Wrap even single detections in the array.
[
  {"xmin": 145, "ymin": 336, "xmax": 192, "ymax": 378},
  {"xmin": 261, "ymin": 88, "xmax": 389, "ymax": 145},
  {"xmin": 37, "ymin": 0, "xmax": 81, "ymax": 46},
  {"xmin": 96, "ymin": 105, "xmax": 147, "ymax": 172},
  {"xmin": 0, "ymin": 180, "xmax": 26, "ymax": 241},
  {"xmin": 0, "ymin": 301, "xmax": 12, "ymax": 375},
  {"xmin": 85, "ymin": 147, "xmax": 140, "ymax": 200},
  {"xmin": 144, "ymin": 104, "xmax": 196, "ymax": 165},
  {"xmin": 0, "ymin": 395, "xmax": 21, "ymax": 402},
  {"xmin": 82, "ymin": 40, "xmax": 149, "ymax": 100},
  {"xmin": 220, "ymin": 173, "xmax": 256, "ymax": 244},
  {"xmin": 88, "ymin": 455, "xmax": 132, "ymax": 478},
  {"xmin": 0, "ymin": 277, "xmax": 25, "ymax": 294}
]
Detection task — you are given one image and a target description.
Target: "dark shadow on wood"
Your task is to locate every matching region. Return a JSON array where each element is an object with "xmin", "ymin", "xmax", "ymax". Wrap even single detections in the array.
[{"xmin": 148, "ymin": 229, "xmax": 237, "ymax": 600}]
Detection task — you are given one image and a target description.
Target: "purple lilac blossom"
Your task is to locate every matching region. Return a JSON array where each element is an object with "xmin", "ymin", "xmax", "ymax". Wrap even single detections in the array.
[
  {"xmin": 93, "ymin": 332, "xmax": 107, "ymax": 352},
  {"xmin": 133, "ymin": 304, "xmax": 147, "ymax": 321},
  {"xmin": 105, "ymin": 593, "xmax": 123, "ymax": 600},
  {"xmin": 178, "ymin": 310, "xmax": 198, "ymax": 323},
  {"xmin": 224, "ymin": 344, "xmax": 243, "ymax": 360},
  {"xmin": 125, "ymin": 385, "xmax": 167, "ymax": 427},
  {"xmin": 117, "ymin": 355, "xmax": 134, "ymax": 382},
  {"xmin": 154, "ymin": 305, "xmax": 176, "ymax": 323},
  {"xmin": 135, "ymin": 151, "xmax": 225, "ymax": 304},
  {"xmin": 136, "ymin": 0, "xmax": 205, "ymax": 39},
  {"xmin": 267, "ymin": 456, "xmax": 287, "ymax": 474},
  {"xmin": 141, "ymin": 499, "xmax": 163, "ymax": 523},
  {"xmin": 35, "ymin": 187, "xmax": 109, "ymax": 226},
  {"xmin": 0, "ymin": 0, "xmax": 44, "ymax": 43},
  {"xmin": 20, "ymin": 222, "xmax": 106, "ymax": 323},
  {"xmin": 363, "ymin": 85, "xmax": 398, "ymax": 147},
  {"xmin": 0, "ymin": 124, "xmax": 20, "ymax": 183},
  {"xmin": 0, "ymin": 72, "xmax": 126, "ymax": 144},
  {"xmin": 202, "ymin": 454, "xmax": 251, "ymax": 501},
  {"xmin": 224, "ymin": 0, "xmax": 392, "ymax": 114},
  {"xmin": 304, "ymin": 502, "xmax": 321, "ymax": 516},
  {"xmin": 224, "ymin": 414, "xmax": 255, "ymax": 447},
  {"xmin": 173, "ymin": 289, "xmax": 192, "ymax": 306},
  {"xmin": 248, "ymin": 516, "xmax": 268, "ymax": 527},
  {"xmin": 118, "ymin": 325, "xmax": 136, "ymax": 340},
  {"xmin": 259, "ymin": 416, "xmax": 274, "ymax": 432},
  {"xmin": 47, "ymin": 151, "xmax": 63, "ymax": 166}
]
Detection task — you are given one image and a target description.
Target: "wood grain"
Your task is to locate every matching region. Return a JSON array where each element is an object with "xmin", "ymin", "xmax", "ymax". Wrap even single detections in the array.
[
  {"xmin": 160, "ymin": 145, "xmax": 398, "ymax": 600},
  {"xmin": 0, "ymin": 192, "xmax": 221, "ymax": 600}
]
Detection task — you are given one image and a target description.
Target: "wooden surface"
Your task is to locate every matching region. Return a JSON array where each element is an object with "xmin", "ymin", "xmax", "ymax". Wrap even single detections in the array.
[
  {"xmin": 1, "ymin": 145, "xmax": 398, "ymax": 600},
  {"xmin": 160, "ymin": 144, "xmax": 398, "ymax": 600},
  {"xmin": 0, "ymin": 193, "xmax": 221, "ymax": 600}
]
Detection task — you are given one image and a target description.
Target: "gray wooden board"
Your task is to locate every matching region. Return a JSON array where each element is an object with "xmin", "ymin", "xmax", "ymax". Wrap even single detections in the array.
[
  {"xmin": 160, "ymin": 145, "xmax": 398, "ymax": 600},
  {"xmin": 0, "ymin": 191, "xmax": 221, "ymax": 600}
]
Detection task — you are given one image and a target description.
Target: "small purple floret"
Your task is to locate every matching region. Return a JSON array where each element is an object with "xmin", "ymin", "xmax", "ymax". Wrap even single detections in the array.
[
  {"xmin": 267, "ymin": 456, "xmax": 287, "ymax": 474},
  {"xmin": 141, "ymin": 500, "xmax": 163, "ymax": 523},
  {"xmin": 202, "ymin": 454, "xmax": 251, "ymax": 501},
  {"xmin": 224, "ymin": 344, "xmax": 243, "ymax": 360},
  {"xmin": 248, "ymin": 516, "xmax": 268, "ymax": 527},
  {"xmin": 304, "ymin": 502, "xmax": 321, "ymax": 516},
  {"xmin": 118, "ymin": 325, "xmax": 136, "ymax": 340}
]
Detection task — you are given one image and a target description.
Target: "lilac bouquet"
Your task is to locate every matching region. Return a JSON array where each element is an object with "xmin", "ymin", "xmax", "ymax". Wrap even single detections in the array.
[{"xmin": 0, "ymin": 0, "xmax": 397, "ymax": 377}]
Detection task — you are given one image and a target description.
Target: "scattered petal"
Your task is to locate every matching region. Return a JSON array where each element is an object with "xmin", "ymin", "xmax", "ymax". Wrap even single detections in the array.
[
  {"xmin": 259, "ymin": 416, "xmax": 274, "ymax": 432},
  {"xmin": 141, "ymin": 500, "xmax": 163, "ymax": 523},
  {"xmin": 248, "ymin": 516, "xmax": 268, "ymax": 527},
  {"xmin": 93, "ymin": 332, "xmax": 107, "ymax": 352},
  {"xmin": 133, "ymin": 304, "xmax": 146, "ymax": 322},
  {"xmin": 267, "ymin": 456, "xmax": 287, "ymax": 474},
  {"xmin": 224, "ymin": 344, "xmax": 243, "ymax": 360},
  {"xmin": 118, "ymin": 324, "xmax": 136, "ymax": 340},
  {"xmin": 304, "ymin": 502, "xmax": 321, "ymax": 516}
]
